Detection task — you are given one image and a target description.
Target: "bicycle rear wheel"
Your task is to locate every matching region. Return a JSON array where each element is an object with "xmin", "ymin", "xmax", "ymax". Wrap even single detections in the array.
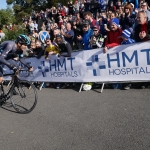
[{"xmin": 10, "ymin": 81, "xmax": 37, "ymax": 114}]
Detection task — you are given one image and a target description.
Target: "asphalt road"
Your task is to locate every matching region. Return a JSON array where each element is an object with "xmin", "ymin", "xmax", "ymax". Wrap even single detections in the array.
[{"xmin": 0, "ymin": 87, "xmax": 150, "ymax": 150}]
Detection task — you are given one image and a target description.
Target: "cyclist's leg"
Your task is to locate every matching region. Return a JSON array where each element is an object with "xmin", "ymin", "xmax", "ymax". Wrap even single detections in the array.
[
  {"xmin": 0, "ymin": 66, "xmax": 4, "ymax": 102},
  {"xmin": 0, "ymin": 66, "xmax": 3, "ymax": 83},
  {"xmin": 0, "ymin": 77, "xmax": 3, "ymax": 83}
]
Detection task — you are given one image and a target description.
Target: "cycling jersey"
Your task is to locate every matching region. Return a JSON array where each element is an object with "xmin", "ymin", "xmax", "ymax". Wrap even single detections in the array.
[{"xmin": 0, "ymin": 40, "xmax": 31, "ymax": 77}]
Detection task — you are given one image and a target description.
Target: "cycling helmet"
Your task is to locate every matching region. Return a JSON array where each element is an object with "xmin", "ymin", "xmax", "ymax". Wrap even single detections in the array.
[{"xmin": 16, "ymin": 34, "xmax": 30, "ymax": 45}]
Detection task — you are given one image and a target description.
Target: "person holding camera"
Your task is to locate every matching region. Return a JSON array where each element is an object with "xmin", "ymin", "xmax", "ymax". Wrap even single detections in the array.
[
  {"xmin": 72, "ymin": 20, "xmax": 83, "ymax": 49},
  {"xmin": 89, "ymin": 25, "xmax": 104, "ymax": 49}
]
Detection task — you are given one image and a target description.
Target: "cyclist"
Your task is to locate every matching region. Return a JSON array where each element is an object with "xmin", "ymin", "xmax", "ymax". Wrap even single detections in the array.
[{"xmin": 0, "ymin": 34, "xmax": 33, "ymax": 84}]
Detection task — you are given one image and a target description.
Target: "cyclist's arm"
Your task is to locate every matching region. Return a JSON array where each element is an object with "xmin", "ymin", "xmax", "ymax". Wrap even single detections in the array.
[
  {"xmin": 0, "ymin": 55, "xmax": 14, "ymax": 68},
  {"xmin": 19, "ymin": 57, "xmax": 32, "ymax": 69}
]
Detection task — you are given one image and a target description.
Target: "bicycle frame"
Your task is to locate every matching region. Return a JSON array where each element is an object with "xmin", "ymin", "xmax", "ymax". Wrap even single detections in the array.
[
  {"xmin": 1, "ymin": 70, "xmax": 27, "ymax": 99},
  {"xmin": 1, "ymin": 75, "xmax": 18, "ymax": 98}
]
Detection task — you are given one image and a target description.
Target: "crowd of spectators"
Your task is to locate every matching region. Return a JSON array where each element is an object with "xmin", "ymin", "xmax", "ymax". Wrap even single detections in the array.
[{"xmin": 2, "ymin": 0, "xmax": 150, "ymax": 90}]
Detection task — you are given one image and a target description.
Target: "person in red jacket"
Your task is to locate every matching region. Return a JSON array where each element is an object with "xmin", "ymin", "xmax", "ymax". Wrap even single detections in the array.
[
  {"xmin": 59, "ymin": 8, "xmax": 66, "ymax": 18},
  {"xmin": 103, "ymin": 18, "xmax": 122, "ymax": 53}
]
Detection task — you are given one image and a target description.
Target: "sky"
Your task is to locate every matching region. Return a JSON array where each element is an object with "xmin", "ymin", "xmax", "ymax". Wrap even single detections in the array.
[{"xmin": 0, "ymin": 0, "xmax": 7, "ymax": 9}]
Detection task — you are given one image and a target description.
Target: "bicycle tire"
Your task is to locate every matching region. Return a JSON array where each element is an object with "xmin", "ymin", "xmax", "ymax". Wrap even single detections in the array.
[{"xmin": 10, "ymin": 81, "xmax": 37, "ymax": 114}]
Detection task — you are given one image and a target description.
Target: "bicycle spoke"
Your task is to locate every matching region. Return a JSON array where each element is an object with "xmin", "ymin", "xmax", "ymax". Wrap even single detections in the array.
[{"xmin": 10, "ymin": 82, "xmax": 37, "ymax": 114}]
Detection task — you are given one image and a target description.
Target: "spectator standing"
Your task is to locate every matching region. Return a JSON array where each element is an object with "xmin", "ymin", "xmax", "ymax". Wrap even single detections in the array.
[
  {"xmin": 103, "ymin": 18, "xmax": 122, "ymax": 53},
  {"xmin": 84, "ymin": 11, "xmax": 99, "ymax": 28},
  {"xmin": 134, "ymin": 11, "xmax": 150, "ymax": 42},
  {"xmin": 37, "ymin": 14, "xmax": 44, "ymax": 32},
  {"xmin": 77, "ymin": 20, "xmax": 93, "ymax": 50},
  {"xmin": 61, "ymin": 22, "xmax": 74, "ymax": 47},
  {"xmin": 33, "ymin": 40, "xmax": 45, "ymax": 59},
  {"xmin": 33, "ymin": 20, "xmax": 38, "ymax": 31},
  {"xmin": 74, "ymin": 0, "xmax": 80, "ymax": 14},
  {"xmin": 59, "ymin": 7, "xmax": 66, "ymax": 18},
  {"xmin": 68, "ymin": 1, "xmax": 75, "ymax": 15},
  {"xmin": 72, "ymin": 20, "xmax": 83, "ymax": 49},
  {"xmin": 54, "ymin": 34, "xmax": 72, "ymax": 89},
  {"xmin": 97, "ymin": 0, "xmax": 107, "ymax": 11},
  {"xmin": 141, "ymin": 2, "xmax": 150, "ymax": 21},
  {"xmin": 134, "ymin": 11, "xmax": 150, "ymax": 88},
  {"xmin": 119, "ymin": 29, "xmax": 135, "ymax": 90},
  {"xmin": 120, "ymin": 29, "xmax": 135, "ymax": 45},
  {"xmin": 76, "ymin": 12, "xmax": 83, "ymax": 22},
  {"xmin": 0, "ymin": 29, "xmax": 5, "ymax": 43},
  {"xmin": 55, "ymin": 34, "xmax": 72, "ymax": 57},
  {"xmin": 51, "ymin": 7, "xmax": 58, "ymax": 22},
  {"xmin": 44, "ymin": 38, "xmax": 60, "ymax": 59},
  {"xmin": 89, "ymin": 25, "xmax": 104, "ymax": 49},
  {"xmin": 120, "ymin": 4, "xmax": 136, "ymax": 30},
  {"xmin": 122, "ymin": 0, "xmax": 139, "ymax": 9},
  {"xmin": 116, "ymin": 0, "xmax": 122, "ymax": 9},
  {"xmin": 106, "ymin": 1, "xmax": 116, "ymax": 12}
]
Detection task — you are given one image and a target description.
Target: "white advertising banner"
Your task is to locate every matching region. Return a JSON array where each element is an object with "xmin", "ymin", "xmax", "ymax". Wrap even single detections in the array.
[{"xmin": 4, "ymin": 41, "xmax": 150, "ymax": 82}]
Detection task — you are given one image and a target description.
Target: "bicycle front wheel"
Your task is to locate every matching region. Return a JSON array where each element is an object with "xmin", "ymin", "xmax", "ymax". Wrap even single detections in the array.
[{"xmin": 10, "ymin": 81, "xmax": 37, "ymax": 114}]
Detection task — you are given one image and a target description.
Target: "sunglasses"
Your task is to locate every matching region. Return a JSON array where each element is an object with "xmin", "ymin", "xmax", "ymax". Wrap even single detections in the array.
[
  {"xmin": 21, "ymin": 43, "xmax": 27, "ymax": 46},
  {"xmin": 83, "ymin": 26, "xmax": 88, "ymax": 28}
]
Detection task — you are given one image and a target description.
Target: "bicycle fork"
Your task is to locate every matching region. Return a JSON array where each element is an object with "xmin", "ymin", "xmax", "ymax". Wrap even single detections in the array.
[{"xmin": 15, "ymin": 83, "xmax": 26, "ymax": 98}]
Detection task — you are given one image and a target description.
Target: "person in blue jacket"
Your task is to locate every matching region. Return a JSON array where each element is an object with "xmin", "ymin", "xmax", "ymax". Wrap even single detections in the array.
[{"xmin": 77, "ymin": 20, "xmax": 93, "ymax": 50}]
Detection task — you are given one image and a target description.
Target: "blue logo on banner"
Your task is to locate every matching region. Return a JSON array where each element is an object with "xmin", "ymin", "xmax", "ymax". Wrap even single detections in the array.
[
  {"xmin": 86, "ymin": 55, "xmax": 106, "ymax": 76},
  {"xmin": 38, "ymin": 61, "xmax": 49, "ymax": 77}
]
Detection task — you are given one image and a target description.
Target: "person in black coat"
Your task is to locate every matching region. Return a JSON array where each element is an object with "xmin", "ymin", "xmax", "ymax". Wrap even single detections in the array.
[{"xmin": 120, "ymin": 4, "xmax": 136, "ymax": 30}]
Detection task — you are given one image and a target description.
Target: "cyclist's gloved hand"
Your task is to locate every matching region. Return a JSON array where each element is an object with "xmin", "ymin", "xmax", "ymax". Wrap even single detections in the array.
[
  {"xmin": 12, "ymin": 53, "xmax": 19, "ymax": 58},
  {"xmin": 28, "ymin": 66, "xmax": 34, "ymax": 72},
  {"xmin": 12, "ymin": 66, "xmax": 18, "ymax": 72},
  {"xmin": 12, "ymin": 53, "xmax": 19, "ymax": 61},
  {"xmin": 10, "ymin": 65, "xmax": 18, "ymax": 72}
]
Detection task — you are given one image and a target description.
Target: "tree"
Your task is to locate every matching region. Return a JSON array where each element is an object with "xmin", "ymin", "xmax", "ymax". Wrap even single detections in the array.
[
  {"xmin": 0, "ymin": 7, "xmax": 15, "ymax": 26},
  {"xmin": 6, "ymin": 0, "xmax": 73, "ymax": 23}
]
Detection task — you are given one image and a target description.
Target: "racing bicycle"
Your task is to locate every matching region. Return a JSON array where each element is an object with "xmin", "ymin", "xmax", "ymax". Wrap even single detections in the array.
[{"xmin": 0, "ymin": 68, "xmax": 37, "ymax": 114}]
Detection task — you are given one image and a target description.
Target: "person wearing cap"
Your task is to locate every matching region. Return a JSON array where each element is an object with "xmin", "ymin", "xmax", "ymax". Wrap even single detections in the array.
[
  {"xmin": 141, "ymin": 2, "xmax": 150, "ymax": 21},
  {"xmin": 120, "ymin": 29, "xmax": 135, "ymax": 45},
  {"xmin": 119, "ymin": 29, "xmax": 135, "ymax": 90},
  {"xmin": 89, "ymin": 25, "xmax": 104, "ymax": 49},
  {"xmin": 103, "ymin": 18, "xmax": 122, "ymax": 53},
  {"xmin": 77, "ymin": 20, "xmax": 93, "ymax": 50}
]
